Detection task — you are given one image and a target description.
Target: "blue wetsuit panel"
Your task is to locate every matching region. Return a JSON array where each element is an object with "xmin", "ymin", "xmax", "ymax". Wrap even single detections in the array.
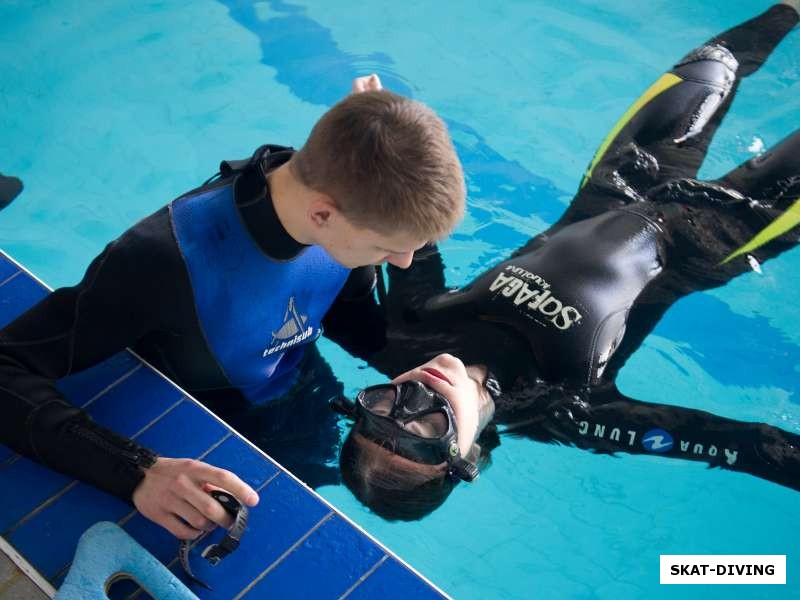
[{"xmin": 170, "ymin": 184, "xmax": 349, "ymax": 404}]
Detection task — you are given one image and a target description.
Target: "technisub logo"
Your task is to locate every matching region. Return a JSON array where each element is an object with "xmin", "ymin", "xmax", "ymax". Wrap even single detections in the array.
[
  {"xmin": 577, "ymin": 420, "xmax": 738, "ymax": 465},
  {"xmin": 642, "ymin": 428, "xmax": 674, "ymax": 453},
  {"xmin": 489, "ymin": 265, "xmax": 582, "ymax": 330},
  {"xmin": 263, "ymin": 297, "xmax": 317, "ymax": 357}
]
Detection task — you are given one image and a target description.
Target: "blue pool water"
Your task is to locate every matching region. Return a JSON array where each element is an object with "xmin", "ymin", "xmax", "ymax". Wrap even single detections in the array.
[{"xmin": 1, "ymin": 1, "xmax": 799, "ymax": 598}]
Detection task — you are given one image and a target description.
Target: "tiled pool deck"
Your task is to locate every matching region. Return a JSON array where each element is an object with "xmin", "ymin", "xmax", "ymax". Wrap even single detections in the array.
[{"xmin": 0, "ymin": 250, "xmax": 447, "ymax": 599}]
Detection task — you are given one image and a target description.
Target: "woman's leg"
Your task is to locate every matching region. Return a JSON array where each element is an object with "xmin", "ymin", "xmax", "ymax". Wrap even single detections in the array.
[
  {"xmin": 554, "ymin": 4, "xmax": 798, "ymax": 233},
  {"xmin": 603, "ymin": 130, "xmax": 800, "ymax": 383}
]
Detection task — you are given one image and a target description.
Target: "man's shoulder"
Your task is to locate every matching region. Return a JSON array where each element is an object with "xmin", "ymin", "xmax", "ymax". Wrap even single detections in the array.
[{"xmin": 109, "ymin": 206, "xmax": 185, "ymax": 279}]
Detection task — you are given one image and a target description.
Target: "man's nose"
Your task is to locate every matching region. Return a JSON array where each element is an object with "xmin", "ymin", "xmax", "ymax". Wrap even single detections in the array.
[{"xmin": 385, "ymin": 251, "xmax": 414, "ymax": 269}]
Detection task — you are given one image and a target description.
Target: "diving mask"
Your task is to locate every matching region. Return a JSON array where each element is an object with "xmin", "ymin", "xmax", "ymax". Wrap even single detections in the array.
[{"xmin": 331, "ymin": 380, "xmax": 479, "ymax": 482}]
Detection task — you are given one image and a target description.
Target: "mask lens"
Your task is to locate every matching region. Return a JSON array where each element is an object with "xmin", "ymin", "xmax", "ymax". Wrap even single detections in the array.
[
  {"xmin": 360, "ymin": 386, "xmax": 397, "ymax": 416},
  {"xmin": 402, "ymin": 410, "xmax": 449, "ymax": 439}
]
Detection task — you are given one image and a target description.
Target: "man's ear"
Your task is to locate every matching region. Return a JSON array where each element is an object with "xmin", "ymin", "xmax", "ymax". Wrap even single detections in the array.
[{"xmin": 308, "ymin": 194, "xmax": 338, "ymax": 228}]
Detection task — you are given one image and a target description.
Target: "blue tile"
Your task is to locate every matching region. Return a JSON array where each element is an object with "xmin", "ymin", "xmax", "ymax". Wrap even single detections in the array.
[
  {"xmin": 56, "ymin": 351, "xmax": 141, "ymax": 407},
  {"xmin": 198, "ymin": 435, "xmax": 280, "ymax": 491},
  {"xmin": 174, "ymin": 473, "xmax": 331, "ymax": 598},
  {"xmin": 135, "ymin": 400, "xmax": 227, "ymax": 458},
  {"xmin": 0, "ymin": 254, "xmax": 19, "ymax": 283},
  {"xmin": 0, "ymin": 274, "xmax": 48, "ymax": 328},
  {"xmin": 347, "ymin": 557, "xmax": 445, "ymax": 600},
  {"xmin": 243, "ymin": 515, "xmax": 385, "ymax": 599},
  {"xmin": 0, "ymin": 457, "xmax": 71, "ymax": 533},
  {"xmin": 9, "ymin": 483, "xmax": 131, "ymax": 579},
  {"xmin": 84, "ymin": 367, "xmax": 184, "ymax": 437},
  {"xmin": 121, "ymin": 512, "xmax": 178, "ymax": 565}
]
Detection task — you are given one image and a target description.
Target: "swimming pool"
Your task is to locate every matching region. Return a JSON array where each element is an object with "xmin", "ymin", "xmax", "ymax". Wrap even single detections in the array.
[{"xmin": 1, "ymin": 1, "xmax": 798, "ymax": 598}]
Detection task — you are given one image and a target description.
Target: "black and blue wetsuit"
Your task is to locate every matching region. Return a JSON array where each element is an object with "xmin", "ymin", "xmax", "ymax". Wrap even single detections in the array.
[
  {"xmin": 332, "ymin": 5, "xmax": 800, "ymax": 491},
  {"xmin": 0, "ymin": 146, "xmax": 380, "ymax": 499}
]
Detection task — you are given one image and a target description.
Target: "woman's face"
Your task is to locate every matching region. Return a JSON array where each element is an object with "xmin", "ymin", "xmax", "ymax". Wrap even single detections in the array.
[{"xmin": 391, "ymin": 353, "xmax": 495, "ymax": 458}]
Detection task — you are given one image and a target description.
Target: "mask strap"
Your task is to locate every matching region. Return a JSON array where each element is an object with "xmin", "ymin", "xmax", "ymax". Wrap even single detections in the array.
[
  {"xmin": 449, "ymin": 456, "xmax": 480, "ymax": 482},
  {"xmin": 330, "ymin": 395, "xmax": 358, "ymax": 419}
]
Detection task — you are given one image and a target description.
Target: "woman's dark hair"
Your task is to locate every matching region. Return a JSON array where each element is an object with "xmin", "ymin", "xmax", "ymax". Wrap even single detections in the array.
[
  {"xmin": 339, "ymin": 431, "xmax": 455, "ymax": 521},
  {"xmin": 339, "ymin": 426, "xmax": 500, "ymax": 521}
]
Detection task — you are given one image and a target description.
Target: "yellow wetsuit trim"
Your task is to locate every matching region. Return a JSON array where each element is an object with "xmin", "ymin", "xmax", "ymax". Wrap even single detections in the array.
[
  {"xmin": 721, "ymin": 197, "xmax": 800, "ymax": 264},
  {"xmin": 580, "ymin": 73, "xmax": 683, "ymax": 189}
]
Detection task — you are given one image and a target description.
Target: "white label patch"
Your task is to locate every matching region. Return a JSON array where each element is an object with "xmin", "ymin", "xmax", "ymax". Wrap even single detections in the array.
[{"xmin": 489, "ymin": 266, "xmax": 582, "ymax": 330}]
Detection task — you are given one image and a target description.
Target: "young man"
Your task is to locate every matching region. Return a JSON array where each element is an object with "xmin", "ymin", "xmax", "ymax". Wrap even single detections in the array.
[{"xmin": 0, "ymin": 76, "xmax": 465, "ymax": 539}]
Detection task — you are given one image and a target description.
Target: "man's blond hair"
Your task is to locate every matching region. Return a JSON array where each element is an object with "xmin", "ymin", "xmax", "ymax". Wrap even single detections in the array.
[{"xmin": 291, "ymin": 90, "xmax": 464, "ymax": 241}]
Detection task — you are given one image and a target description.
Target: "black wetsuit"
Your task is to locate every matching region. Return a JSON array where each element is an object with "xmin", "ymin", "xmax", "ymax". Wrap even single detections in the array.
[
  {"xmin": 0, "ymin": 147, "xmax": 380, "ymax": 499},
  {"xmin": 0, "ymin": 173, "xmax": 22, "ymax": 210},
  {"xmin": 331, "ymin": 5, "xmax": 800, "ymax": 491}
]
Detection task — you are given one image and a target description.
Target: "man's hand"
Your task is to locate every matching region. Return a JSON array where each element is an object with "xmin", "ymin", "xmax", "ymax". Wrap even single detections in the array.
[
  {"xmin": 351, "ymin": 74, "xmax": 383, "ymax": 94},
  {"xmin": 132, "ymin": 457, "xmax": 259, "ymax": 540}
]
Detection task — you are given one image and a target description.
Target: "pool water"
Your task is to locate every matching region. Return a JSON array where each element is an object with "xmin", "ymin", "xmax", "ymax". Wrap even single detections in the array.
[{"xmin": 2, "ymin": 1, "xmax": 799, "ymax": 598}]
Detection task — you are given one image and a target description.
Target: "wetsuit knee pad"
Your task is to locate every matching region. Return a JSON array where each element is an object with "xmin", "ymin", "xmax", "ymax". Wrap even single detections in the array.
[
  {"xmin": 669, "ymin": 44, "xmax": 739, "ymax": 144},
  {"xmin": 673, "ymin": 44, "xmax": 738, "ymax": 86}
]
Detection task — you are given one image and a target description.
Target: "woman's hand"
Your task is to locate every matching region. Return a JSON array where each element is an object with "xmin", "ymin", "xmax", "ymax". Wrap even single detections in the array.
[
  {"xmin": 392, "ymin": 354, "xmax": 492, "ymax": 456},
  {"xmin": 351, "ymin": 74, "xmax": 383, "ymax": 94}
]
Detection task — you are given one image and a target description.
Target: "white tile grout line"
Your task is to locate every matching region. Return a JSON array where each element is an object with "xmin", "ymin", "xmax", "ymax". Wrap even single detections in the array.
[
  {"xmin": 0, "ymin": 535, "xmax": 56, "ymax": 599},
  {"xmin": 2, "ymin": 481, "xmax": 79, "ymax": 537},
  {"xmin": 0, "ymin": 269, "xmax": 22, "ymax": 288},
  {"xmin": 0, "ymin": 454, "xmax": 19, "ymax": 469},
  {"xmin": 0, "ymin": 248, "xmax": 451, "ymax": 599},
  {"xmin": 0, "ymin": 251, "xmax": 50, "ymax": 290},
  {"xmin": 80, "ymin": 363, "xmax": 144, "ymax": 409},
  {"xmin": 233, "ymin": 512, "xmax": 335, "ymax": 600},
  {"xmin": 338, "ymin": 554, "xmax": 389, "ymax": 600}
]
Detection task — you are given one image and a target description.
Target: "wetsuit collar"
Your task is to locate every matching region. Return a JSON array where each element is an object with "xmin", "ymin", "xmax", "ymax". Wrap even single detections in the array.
[{"xmin": 234, "ymin": 150, "xmax": 308, "ymax": 261}]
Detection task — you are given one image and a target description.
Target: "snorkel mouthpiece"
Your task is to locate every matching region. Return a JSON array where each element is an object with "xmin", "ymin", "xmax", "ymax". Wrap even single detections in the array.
[{"xmin": 331, "ymin": 380, "xmax": 481, "ymax": 483}]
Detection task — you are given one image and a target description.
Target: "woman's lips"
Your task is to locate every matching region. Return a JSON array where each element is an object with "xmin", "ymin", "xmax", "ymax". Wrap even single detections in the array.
[{"xmin": 421, "ymin": 367, "xmax": 452, "ymax": 386}]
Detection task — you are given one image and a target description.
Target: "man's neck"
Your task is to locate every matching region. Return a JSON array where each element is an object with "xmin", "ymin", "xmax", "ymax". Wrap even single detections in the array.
[{"xmin": 268, "ymin": 161, "xmax": 316, "ymax": 246}]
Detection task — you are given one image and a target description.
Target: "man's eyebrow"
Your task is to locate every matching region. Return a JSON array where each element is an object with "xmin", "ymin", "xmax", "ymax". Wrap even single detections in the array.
[
  {"xmin": 379, "ymin": 240, "xmax": 429, "ymax": 254},
  {"xmin": 378, "ymin": 246, "xmax": 407, "ymax": 255}
]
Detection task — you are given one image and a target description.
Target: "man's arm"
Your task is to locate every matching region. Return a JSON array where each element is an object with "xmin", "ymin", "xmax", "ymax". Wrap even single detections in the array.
[
  {"xmin": 322, "ymin": 266, "xmax": 387, "ymax": 360},
  {"xmin": 322, "ymin": 242, "xmax": 451, "ymax": 360},
  {"xmin": 0, "ymin": 208, "xmax": 258, "ymax": 538},
  {"xmin": 502, "ymin": 384, "xmax": 800, "ymax": 492}
]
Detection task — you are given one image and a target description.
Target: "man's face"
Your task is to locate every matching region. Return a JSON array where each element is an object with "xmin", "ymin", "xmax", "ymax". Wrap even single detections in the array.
[{"xmin": 319, "ymin": 213, "xmax": 428, "ymax": 269}]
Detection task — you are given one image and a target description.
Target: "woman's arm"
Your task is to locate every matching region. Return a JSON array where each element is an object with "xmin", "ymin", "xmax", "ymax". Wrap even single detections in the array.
[{"xmin": 501, "ymin": 384, "xmax": 800, "ymax": 491}]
